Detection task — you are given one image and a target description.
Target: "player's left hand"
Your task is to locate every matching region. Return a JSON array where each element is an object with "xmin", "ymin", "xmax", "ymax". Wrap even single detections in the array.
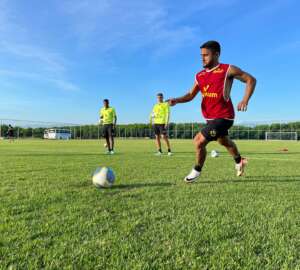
[{"xmin": 237, "ymin": 100, "xmax": 248, "ymax": 111}]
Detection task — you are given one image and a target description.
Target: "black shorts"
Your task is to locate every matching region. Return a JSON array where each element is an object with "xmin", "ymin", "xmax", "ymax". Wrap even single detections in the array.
[
  {"xmin": 153, "ymin": 124, "xmax": 167, "ymax": 136},
  {"xmin": 201, "ymin": 119, "xmax": 233, "ymax": 141},
  {"xmin": 103, "ymin": 124, "xmax": 115, "ymax": 138}
]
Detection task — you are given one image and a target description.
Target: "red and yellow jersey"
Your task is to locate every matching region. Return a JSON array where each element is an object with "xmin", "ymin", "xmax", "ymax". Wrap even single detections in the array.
[{"xmin": 195, "ymin": 63, "xmax": 235, "ymax": 120}]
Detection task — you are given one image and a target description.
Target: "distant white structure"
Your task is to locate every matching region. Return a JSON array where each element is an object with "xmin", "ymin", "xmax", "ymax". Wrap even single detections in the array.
[
  {"xmin": 265, "ymin": 131, "xmax": 298, "ymax": 141},
  {"xmin": 44, "ymin": 129, "xmax": 71, "ymax": 140}
]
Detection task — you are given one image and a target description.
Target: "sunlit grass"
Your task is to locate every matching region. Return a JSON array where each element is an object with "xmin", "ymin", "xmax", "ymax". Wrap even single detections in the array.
[{"xmin": 0, "ymin": 139, "xmax": 299, "ymax": 269}]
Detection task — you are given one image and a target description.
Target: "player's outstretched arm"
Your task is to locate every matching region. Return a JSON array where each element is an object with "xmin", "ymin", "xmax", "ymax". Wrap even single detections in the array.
[
  {"xmin": 229, "ymin": 65, "xmax": 257, "ymax": 111},
  {"xmin": 167, "ymin": 82, "xmax": 199, "ymax": 106}
]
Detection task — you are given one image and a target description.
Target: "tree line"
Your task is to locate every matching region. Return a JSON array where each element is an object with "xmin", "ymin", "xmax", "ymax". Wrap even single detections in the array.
[{"xmin": 1, "ymin": 122, "xmax": 300, "ymax": 140}]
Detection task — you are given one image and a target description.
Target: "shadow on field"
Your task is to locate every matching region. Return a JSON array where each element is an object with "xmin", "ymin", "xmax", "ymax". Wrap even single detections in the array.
[
  {"xmin": 10, "ymin": 152, "xmax": 125, "ymax": 157},
  {"xmin": 173, "ymin": 151, "xmax": 194, "ymax": 154},
  {"xmin": 244, "ymin": 175, "xmax": 300, "ymax": 182},
  {"xmin": 201, "ymin": 175, "xmax": 300, "ymax": 184},
  {"xmin": 241, "ymin": 151, "xmax": 300, "ymax": 156},
  {"xmin": 112, "ymin": 182, "xmax": 175, "ymax": 190}
]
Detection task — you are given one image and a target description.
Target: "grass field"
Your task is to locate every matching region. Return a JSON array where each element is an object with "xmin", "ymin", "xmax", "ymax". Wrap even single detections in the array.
[{"xmin": 0, "ymin": 139, "xmax": 300, "ymax": 269}]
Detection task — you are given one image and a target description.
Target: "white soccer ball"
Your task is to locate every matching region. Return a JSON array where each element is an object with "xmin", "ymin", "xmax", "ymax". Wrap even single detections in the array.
[
  {"xmin": 211, "ymin": 150, "xmax": 219, "ymax": 158},
  {"xmin": 104, "ymin": 143, "xmax": 108, "ymax": 148},
  {"xmin": 92, "ymin": 167, "xmax": 115, "ymax": 188}
]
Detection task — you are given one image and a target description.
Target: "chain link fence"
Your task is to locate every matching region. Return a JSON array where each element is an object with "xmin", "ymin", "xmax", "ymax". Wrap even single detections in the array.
[{"xmin": 0, "ymin": 119, "xmax": 299, "ymax": 140}]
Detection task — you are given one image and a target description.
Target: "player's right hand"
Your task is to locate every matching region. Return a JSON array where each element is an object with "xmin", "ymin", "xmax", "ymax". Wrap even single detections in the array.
[{"xmin": 237, "ymin": 100, "xmax": 248, "ymax": 111}]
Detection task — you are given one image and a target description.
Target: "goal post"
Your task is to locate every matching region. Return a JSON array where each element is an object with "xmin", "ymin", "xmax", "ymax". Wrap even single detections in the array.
[{"xmin": 265, "ymin": 131, "xmax": 298, "ymax": 141}]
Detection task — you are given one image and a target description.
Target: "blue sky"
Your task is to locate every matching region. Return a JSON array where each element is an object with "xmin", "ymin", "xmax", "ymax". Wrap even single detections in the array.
[{"xmin": 0, "ymin": 0, "xmax": 299, "ymax": 124}]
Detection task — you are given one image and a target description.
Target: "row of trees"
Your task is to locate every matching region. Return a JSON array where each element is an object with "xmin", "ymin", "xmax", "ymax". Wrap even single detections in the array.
[
  {"xmin": 0, "ymin": 122, "xmax": 300, "ymax": 139},
  {"xmin": 1, "ymin": 122, "xmax": 300, "ymax": 140}
]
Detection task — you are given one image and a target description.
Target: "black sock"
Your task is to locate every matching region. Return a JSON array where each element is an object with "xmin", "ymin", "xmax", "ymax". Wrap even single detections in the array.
[
  {"xmin": 194, "ymin": 165, "xmax": 202, "ymax": 172},
  {"xmin": 168, "ymin": 148, "xmax": 171, "ymax": 152},
  {"xmin": 158, "ymin": 149, "xmax": 162, "ymax": 153},
  {"xmin": 234, "ymin": 155, "xmax": 242, "ymax": 164}
]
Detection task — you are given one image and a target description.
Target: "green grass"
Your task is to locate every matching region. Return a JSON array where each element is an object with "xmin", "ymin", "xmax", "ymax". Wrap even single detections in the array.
[{"xmin": 0, "ymin": 139, "xmax": 300, "ymax": 269}]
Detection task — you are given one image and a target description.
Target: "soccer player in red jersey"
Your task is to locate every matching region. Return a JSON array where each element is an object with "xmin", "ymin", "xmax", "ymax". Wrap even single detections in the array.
[{"xmin": 168, "ymin": 41, "xmax": 256, "ymax": 182}]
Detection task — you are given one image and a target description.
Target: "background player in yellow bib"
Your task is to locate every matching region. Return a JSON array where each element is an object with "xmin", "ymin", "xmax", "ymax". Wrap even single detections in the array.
[
  {"xmin": 100, "ymin": 99, "xmax": 117, "ymax": 154},
  {"xmin": 150, "ymin": 93, "xmax": 172, "ymax": 156}
]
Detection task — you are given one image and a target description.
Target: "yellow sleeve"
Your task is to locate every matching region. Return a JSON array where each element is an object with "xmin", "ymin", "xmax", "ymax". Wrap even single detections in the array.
[
  {"xmin": 165, "ymin": 103, "xmax": 170, "ymax": 124},
  {"xmin": 150, "ymin": 106, "xmax": 154, "ymax": 124}
]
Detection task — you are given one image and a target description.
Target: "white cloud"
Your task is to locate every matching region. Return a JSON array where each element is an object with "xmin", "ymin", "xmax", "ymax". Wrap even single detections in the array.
[
  {"xmin": 59, "ymin": 0, "xmax": 238, "ymax": 56},
  {"xmin": 0, "ymin": 0, "xmax": 80, "ymax": 92},
  {"xmin": 50, "ymin": 78, "xmax": 80, "ymax": 92},
  {"xmin": 0, "ymin": 69, "xmax": 79, "ymax": 92},
  {"xmin": 59, "ymin": 0, "xmax": 198, "ymax": 54},
  {"xmin": 0, "ymin": 41, "xmax": 66, "ymax": 73}
]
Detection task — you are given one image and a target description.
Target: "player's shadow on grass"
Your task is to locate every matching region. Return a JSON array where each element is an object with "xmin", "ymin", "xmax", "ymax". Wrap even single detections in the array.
[
  {"xmin": 112, "ymin": 182, "xmax": 175, "ymax": 190},
  {"xmin": 202, "ymin": 175, "xmax": 300, "ymax": 184},
  {"xmin": 241, "ymin": 151, "xmax": 300, "ymax": 155},
  {"xmin": 173, "ymin": 151, "xmax": 194, "ymax": 154},
  {"xmin": 244, "ymin": 175, "xmax": 300, "ymax": 182},
  {"xmin": 12, "ymin": 152, "xmax": 125, "ymax": 157}
]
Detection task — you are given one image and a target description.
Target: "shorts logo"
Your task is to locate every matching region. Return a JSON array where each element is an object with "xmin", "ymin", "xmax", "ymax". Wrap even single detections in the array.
[{"xmin": 210, "ymin": 130, "xmax": 217, "ymax": 137}]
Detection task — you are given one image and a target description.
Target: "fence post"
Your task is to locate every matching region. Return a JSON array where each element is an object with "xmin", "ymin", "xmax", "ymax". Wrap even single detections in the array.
[
  {"xmin": 192, "ymin": 123, "xmax": 194, "ymax": 139},
  {"xmin": 280, "ymin": 120, "xmax": 282, "ymax": 140}
]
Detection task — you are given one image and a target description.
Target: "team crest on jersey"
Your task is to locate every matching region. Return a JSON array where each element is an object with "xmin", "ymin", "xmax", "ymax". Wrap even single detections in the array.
[
  {"xmin": 210, "ymin": 130, "xmax": 217, "ymax": 137},
  {"xmin": 212, "ymin": 68, "xmax": 224, "ymax": 74}
]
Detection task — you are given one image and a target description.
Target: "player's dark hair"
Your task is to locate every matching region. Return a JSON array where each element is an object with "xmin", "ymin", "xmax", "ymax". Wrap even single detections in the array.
[
  {"xmin": 157, "ymin": 93, "xmax": 163, "ymax": 97},
  {"xmin": 200, "ymin": 40, "xmax": 221, "ymax": 55},
  {"xmin": 103, "ymin": 99, "xmax": 109, "ymax": 103}
]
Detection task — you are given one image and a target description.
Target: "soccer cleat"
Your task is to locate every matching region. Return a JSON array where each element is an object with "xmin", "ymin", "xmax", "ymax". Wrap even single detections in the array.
[
  {"xmin": 167, "ymin": 152, "xmax": 172, "ymax": 156},
  {"xmin": 110, "ymin": 150, "xmax": 115, "ymax": 155},
  {"xmin": 155, "ymin": 151, "xmax": 162, "ymax": 156},
  {"xmin": 235, "ymin": 157, "xmax": 248, "ymax": 176},
  {"xmin": 105, "ymin": 150, "xmax": 111, "ymax": 155},
  {"xmin": 184, "ymin": 168, "xmax": 201, "ymax": 183}
]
